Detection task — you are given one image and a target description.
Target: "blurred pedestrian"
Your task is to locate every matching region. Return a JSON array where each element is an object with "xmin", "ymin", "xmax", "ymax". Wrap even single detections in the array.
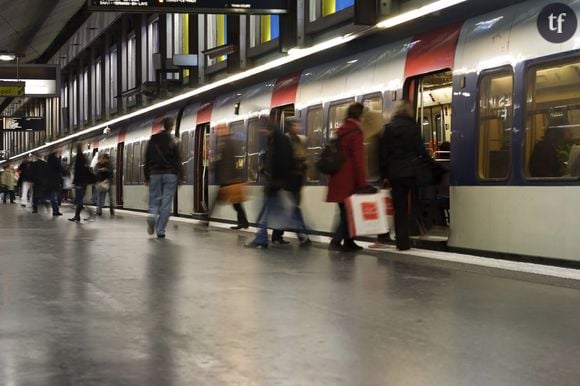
[
  {"xmin": 0, "ymin": 162, "xmax": 16, "ymax": 204},
  {"xmin": 245, "ymin": 119, "xmax": 294, "ymax": 249},
  {"xmin": 326, "ymin": 102, "xmax": 369, "ymax": 252},
  {"xmin": 379, "ymin": 100, "xmax": 429, "ymax": 251},
  {"xmin": 271, "ymin": 117, "xmax": 311, "ymax": 246},
  {"xmin": 45, "ymin": 152, "xmax": 64, "ymax": 216},
  {"xmin": 68, "ymin": 144, "xmax": 96, "ymax": 222},
  {"xmin": 209, "ymin": 124, "xmax": 249, "ymax": 230},
  {"xmin": 144, "ymin": 117, "xmax": 181, "ymax": 238},
  {"xmin": 95, "ymin": 153, "xmax": 115, "ymax": 216},
  {"xmin": 17, "ymin": 154, "xmax": 34, "ymax": 208}
]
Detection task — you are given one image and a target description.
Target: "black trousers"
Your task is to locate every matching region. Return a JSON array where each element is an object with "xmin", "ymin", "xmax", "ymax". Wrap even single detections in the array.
[
  {"xmin": 233, "ymin": 203, "xmax": 249, "ymax": 227},
  {"xmin": 390, "ymin": 177, "xmax": 416, "ymax": 250},
  {"xmin": 2, "ymin": 190, "xmax": 15, "ymax": 203}
]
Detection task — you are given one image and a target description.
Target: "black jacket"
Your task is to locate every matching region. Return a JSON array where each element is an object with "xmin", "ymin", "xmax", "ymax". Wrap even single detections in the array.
[
  {"xmin": 46, "ymin": 154, "xmax": 64, "ymax": 191},
  {"xmin": 144, "ymin": 131, "xmax": 181, "ymax": 181},
  {"xmin": 214, "ymin": 134, "xmax": 244, "ymax": 186},
  {"xmin": 72, "ymin": 155, "xmax": 95, "ymax": 186},
  {"xmin": 262, "ymin": 128, "xmax": 294, "ymax": 193},
  {"xmin": 380, "ymin": 115, "xmax": 429, "ymax": 180}
]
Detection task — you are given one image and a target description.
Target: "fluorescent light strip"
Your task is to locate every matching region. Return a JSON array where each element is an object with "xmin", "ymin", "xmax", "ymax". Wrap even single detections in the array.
[
  {"xmin": 377, "ymin": 0, "xmax": 468, "ymax": 29},
  {"xmin": 9, "ymin": 0, "xmax": 468, "ymax": 161}
]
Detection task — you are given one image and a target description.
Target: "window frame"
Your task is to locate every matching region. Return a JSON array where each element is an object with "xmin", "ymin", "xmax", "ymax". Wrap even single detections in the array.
[
  {"xmin": 305, "ymin": 0, "xmax": 354, "ymax": 35},
  {"xmin": 476, "ymin": 66, "xmax": 514, "ymax": 182},
  {"xmin": 305, "ymin": 104, "xmax": 324, "ymax": 183},
  {"xmin": 523, "ymin": 53, "xmax": 580, "ymax": 182},
  {"xmin": 246, "ymin": 117, "xmax": 262, "ymax": 184},
  {"xmin": 327, "ymin": 98, "xmax": 355, "ymax": 140}
]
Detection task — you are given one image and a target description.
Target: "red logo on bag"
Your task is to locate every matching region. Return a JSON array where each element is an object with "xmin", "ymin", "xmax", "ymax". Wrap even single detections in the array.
[
  {"xmin": 361, "ymin": 202, "xmax": 379, "ymax": 220},
  {"xmin": 385, "ymin": 197, "xmax": 394, "ymax": 216}
]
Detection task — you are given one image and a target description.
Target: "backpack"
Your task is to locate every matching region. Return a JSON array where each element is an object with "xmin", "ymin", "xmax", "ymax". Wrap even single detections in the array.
[{"xmin": 316, "ymin": 129, "xmax": 358, "ymax": 175}]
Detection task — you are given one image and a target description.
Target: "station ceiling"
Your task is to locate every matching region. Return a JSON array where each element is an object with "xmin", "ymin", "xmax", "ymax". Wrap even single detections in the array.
[{"xmin": 0, "ymin": 0, "xmax": 85, "ymax": 64}]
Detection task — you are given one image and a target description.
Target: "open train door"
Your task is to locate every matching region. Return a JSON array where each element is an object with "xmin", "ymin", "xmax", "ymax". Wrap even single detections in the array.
[
  {"xmin": 193, "ymin": 123, "xmax": 210, "ymax": 214},
  {"xmin": 405, "ymin": 70, "xmax": 453, "ymax": 234}
]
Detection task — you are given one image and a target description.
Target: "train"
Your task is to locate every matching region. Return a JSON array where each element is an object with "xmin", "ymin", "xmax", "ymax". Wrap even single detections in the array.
[{"xmin": 6, "ymin": 0, "xmax": 580, "ymax": 263}]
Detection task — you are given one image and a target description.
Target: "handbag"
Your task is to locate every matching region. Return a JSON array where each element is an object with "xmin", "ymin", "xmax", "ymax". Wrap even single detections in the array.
[
  {"xmin": 218, "ymin": 183, "xmax": 246, "ymax": 204},
  {"xmin": 96, "ymin": 180, "xmax": 110, "ymax": 192}
]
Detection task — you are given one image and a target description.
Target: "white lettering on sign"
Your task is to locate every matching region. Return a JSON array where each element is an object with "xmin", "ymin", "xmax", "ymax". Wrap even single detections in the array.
[{"xmin": 549, "ymin": 12, "xmax": 567, "ymax": 34}]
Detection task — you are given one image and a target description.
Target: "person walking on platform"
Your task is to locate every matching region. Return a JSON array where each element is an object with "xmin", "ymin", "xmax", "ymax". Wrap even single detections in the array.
[
  {"xmin": 245, "ymin": 119, "xmax": 295, "ymax": 249},
  {"xmin": 46, "ymin": 152, "xmax": 64, "ymax": 216},
  {"xmin": 144, "ymin": 117, "xmax": 181, "ymax": 238},
  {"xmin": 271, "ymin": 117, "xmax": 311, "ymax": 246},
  {"xmin": 95, "ymin": 153, "xmax": 115, "ymax": 216},
  {"xmin": 0, "ymin": 162, "xmax": 17, "ymax": 204},
  {"xmin": 379, "ymin": 101, "xmax": 430, "ymax": 251},
  {"xmin": 326, "ymin": 103, "xmax": 370, "ymax": 252},
  {"xmin": 209, "ymin": 124, "xmax": 249, "ymax": 230},
  {"xmin": 69, "ymin": 144, "xmax": 96, "ymax": 222},
  {"xmin": 17, "ymin": 154, "xmax": 34, "ymax": 208}
]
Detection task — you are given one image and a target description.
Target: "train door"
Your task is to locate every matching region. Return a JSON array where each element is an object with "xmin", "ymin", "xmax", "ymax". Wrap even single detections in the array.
[
  {"xmin": 270, "ymin": 104, "xmax": 295, "ymax": 132},
  {"xmin": 193, "ymin": 123, "xmax": 210, "ymax": 213},
  {"xmin": 406, "ymin": 70, "xmax": 453, "ymax": 232},
  {"xmin": 115, "ymin": 142, "xmax": 124, "ymax": 207}
]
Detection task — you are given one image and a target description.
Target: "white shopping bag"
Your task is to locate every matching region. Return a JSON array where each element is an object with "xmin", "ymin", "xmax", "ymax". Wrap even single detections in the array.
[
  {"xmin": 345, "ymin": 193, "xmax": 389, "ymax": 237},
  {"xmin": 381, "ymin": 189, "xmax": 396, "ymax": 240}
]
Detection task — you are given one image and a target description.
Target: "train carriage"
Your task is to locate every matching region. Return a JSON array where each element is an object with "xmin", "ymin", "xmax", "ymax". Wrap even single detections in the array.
[{"xmin": 9, "ymin": 0, "xmax": 580, "ymax": 262}]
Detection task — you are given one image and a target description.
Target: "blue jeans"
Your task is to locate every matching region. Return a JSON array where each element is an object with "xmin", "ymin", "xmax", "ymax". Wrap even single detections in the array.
[
  {"xmin": 97, "ymin": 184, "xmax": 114, "ymax": 215},
  {"xmin": 148, "ymin": 174, "xmax": 178, "ymax": 236}
]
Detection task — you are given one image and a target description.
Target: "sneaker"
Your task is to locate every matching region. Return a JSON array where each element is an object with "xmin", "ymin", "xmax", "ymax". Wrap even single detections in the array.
[
  {"xmin": 157, "ymin": 234, "xmax": 166, "ymax": 239},
  {"xmin": 147, "ymin": 216, "xmax": 155, "ymax": 235},
  {"xmin": 328, "ymin": 239, "xmax": 342, "ymax": 251},
  {"xmin": 245, "ymin": 241, "xmax": 268, "ymax": 249},
  {"xmin": 272, "ymin": 238, "xmax": 290, "ymax": 245}
]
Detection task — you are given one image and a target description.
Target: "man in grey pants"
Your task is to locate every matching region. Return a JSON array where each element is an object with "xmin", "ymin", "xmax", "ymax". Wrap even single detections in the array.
[{"xmin": 144, "ymin": 117, "xmax": 181, "ymax": 238}]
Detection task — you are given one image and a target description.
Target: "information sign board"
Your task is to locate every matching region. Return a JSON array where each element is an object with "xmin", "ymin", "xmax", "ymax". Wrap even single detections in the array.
[
  {"xmin": 0, "ymin": 117, "xmax": 45, "ymax": 132},
  {"xmin": 0, "ymin": 81, "xmax": 24, "ymax": 97},
  {"xmin": 88, "ymin": 0, "xmax": 288, "ymax": 14}
]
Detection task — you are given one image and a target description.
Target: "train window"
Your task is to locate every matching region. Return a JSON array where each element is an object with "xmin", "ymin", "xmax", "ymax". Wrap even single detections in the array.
[
  {"xmin": 125, "ymin": 143, "xmax": 133, "ymax": 184},
  {"xmin": 525, "ymin": 59, "xmax": 580, "ymax": 178},
  {"xmin": 362, "ymin": 95, "xmax": 383, "ymax": 181},
  {"xmin": 180, "ymin": 132, "xmax": 190, "ymax": 184},
  {"xmin": 247, "ymin": 118, "xmax": 262, "ymax": 183},
  {"xmin": 328, "ymin": 99, "xmax": 354, "ymax": 138},
  {"xmin": 229, "ymin": 121, "xmax": 248, "ymax": 182},
  {"xmin": 306, "ymin": 106, "xmax": 323, "ymax": 182},
  {"xmin": 270, "ymin": 104, "xmax": 295, "ymax": 131},
  {"xmin": 477, "ymin": 69, "xmax": 513, "ymax": 180}
]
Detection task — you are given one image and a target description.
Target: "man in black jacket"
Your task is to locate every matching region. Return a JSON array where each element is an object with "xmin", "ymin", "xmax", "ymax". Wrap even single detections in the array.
[
  {"xmin": 144, "ymin": 116, "xmax": 181, "ymax": 238},
  {"xmin": 245, "ymin": 119, "xmax": 295, "ymax": 248}
]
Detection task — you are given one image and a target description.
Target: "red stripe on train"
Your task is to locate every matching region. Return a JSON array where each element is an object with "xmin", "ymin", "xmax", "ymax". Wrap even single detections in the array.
[
  {"xmin": 271, "ymin": 72, "xmax": 301, "ymax": 108},
  {"xmin": 404, "ymin": 22, "xmax": 463, "ymax": 78},
  {"xmin": 197, "ymin": 102, "xmax": 214, "ymax": 124}
]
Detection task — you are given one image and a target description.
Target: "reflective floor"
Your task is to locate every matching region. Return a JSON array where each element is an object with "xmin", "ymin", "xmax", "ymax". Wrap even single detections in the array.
[{"xmin": 1, "ymin": 204, "xmax": 579, "ymax": 386}]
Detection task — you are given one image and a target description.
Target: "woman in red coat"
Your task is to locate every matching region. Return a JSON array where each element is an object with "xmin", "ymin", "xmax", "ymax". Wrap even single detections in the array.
[{"xmin": 326, "ymin": 102, "xmax": 368, "ymax": 252}]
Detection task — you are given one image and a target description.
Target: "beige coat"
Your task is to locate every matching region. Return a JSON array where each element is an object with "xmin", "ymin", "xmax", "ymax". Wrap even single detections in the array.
[{"xmin": 0, "ymin": 166, "xmax": 17, "ymax": 190}]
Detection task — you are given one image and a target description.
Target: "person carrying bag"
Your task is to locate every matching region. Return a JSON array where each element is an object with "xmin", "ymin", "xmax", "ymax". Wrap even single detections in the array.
[{"xmin": 379, "ymin": 100, "xmax": 445, "ymax": 251}]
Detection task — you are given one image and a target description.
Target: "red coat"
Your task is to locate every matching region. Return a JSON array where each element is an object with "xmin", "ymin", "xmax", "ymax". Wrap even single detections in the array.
[{"xmin": 326, "ymin": 118, "xmax": 367, "ymax": 203}]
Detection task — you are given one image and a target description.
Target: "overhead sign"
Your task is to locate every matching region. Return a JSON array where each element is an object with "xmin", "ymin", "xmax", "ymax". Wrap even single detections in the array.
[
  {"xmin": 88, "ymin": 0, "xmax": 288, "ymax": 14},
  {"xmin": 0, "ymin": 117, "xmax": 45, "ymax": 132},
  {"xmin": 0, "ymin": 81, "xmax": 24, "ymax": 97},
  {"xmin": 0, "ymin": 65, "xmax": 59, "ymax": 97}
]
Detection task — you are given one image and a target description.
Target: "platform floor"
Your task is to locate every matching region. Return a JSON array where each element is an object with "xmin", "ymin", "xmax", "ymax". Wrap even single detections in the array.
[{"xmin": 1, "ymin": 204, "xmax": 580, "ymax": 386}]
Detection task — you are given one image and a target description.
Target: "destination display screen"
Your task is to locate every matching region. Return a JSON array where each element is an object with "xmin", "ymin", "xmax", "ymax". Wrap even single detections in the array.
[
  {"xmin": 88, "ymin": 0, "xmax": 288, "ymax": 14},
  {"xmin": 0, "ymin": 117, "xmax": 45, "ymax": 132}
]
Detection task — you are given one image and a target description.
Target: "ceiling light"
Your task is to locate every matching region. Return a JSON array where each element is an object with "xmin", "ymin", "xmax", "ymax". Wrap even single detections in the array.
[{"xmin": 0, "ymin": 52, "xmax": 16, "ymax": 61}]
